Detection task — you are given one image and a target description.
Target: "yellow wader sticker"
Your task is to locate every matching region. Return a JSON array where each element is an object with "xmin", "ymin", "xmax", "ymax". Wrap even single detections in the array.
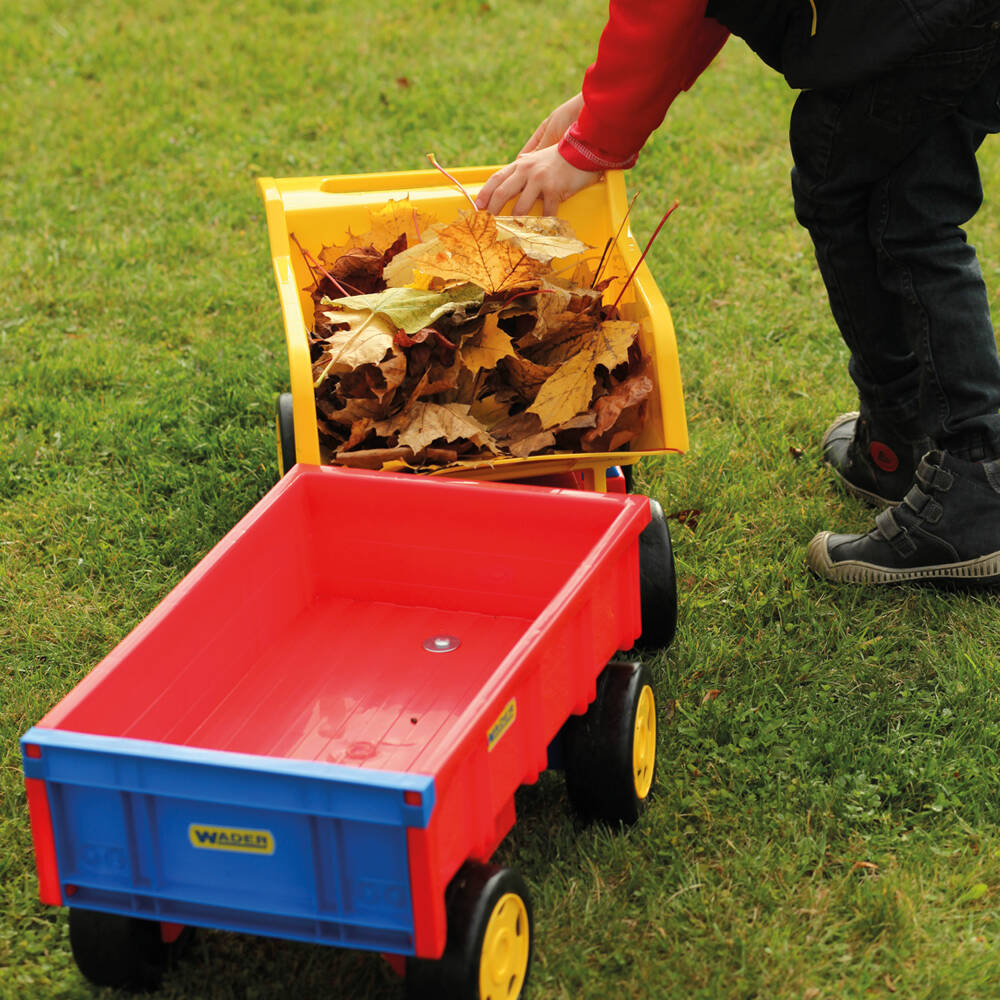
[
  {"xmin": 188, "ymin": 824, "xmax": 275, "ymax": 855},
  {"xmin": 488, "ymin": 698, "xmax": 517, "ymax": 751}
]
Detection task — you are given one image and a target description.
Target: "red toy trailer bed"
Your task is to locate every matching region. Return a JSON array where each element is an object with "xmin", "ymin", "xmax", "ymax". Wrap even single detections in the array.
[{"xmin": 22, "ymin": 464, "xmax": 658, "ymax": 998}]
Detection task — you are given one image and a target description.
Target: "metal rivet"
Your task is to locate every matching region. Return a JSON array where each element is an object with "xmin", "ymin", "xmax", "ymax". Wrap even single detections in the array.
[{"xmin": 423, "ymin": 635, "xmax": 461, "ymax": 652}]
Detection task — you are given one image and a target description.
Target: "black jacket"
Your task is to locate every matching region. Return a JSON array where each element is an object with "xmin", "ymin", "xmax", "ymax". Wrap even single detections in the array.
[{"xmin": 705, "ymin": 0, "xmax": 991, "ymax": 89}]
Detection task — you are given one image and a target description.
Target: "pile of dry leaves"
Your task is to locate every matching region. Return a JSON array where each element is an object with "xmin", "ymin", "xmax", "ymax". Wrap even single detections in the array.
[{"xmin": 295, "ymin": 200, "xmax": 653, "ymax": 470}]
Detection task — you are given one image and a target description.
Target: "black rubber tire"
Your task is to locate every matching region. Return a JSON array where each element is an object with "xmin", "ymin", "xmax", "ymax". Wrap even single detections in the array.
[
  {"xmin": 276, "ymin": 391, "xmax": 296, "ymax": 477},
  {"xmin": 621, "ymin": 463, "xmax": 635, "ymax": 494},
  {"xmin": 635, "ymin": 498, "xmax": 678, "ymax": 651},
  {"xmin": 563, "ymin": 660, "xmax": 657, "ymax": 826},
  {"xmin": 406, "ymin": 862, "xmax": 533, "ymax": 1000},
  {"xmin": 68, "ymin": 909, "xmax": 193, "ymax": 991}
]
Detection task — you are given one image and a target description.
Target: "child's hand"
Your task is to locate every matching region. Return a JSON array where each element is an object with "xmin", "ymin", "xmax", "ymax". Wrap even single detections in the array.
[
  {"xmin": 475, "ymin": 93, "xmax": 600, "ymax": 217},
  {"xmin": 519, "ymin": 93, "xmax": 585, "ymax": 155},
  {"xmin": 475, "ymin": 146, "xmax": 600, "ymax": 217}
]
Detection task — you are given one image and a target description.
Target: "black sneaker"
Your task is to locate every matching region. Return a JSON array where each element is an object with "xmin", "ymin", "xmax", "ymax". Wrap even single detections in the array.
[
  {"xmin": 821, "ymin": 411, "xmax": 932, "ymax": 506},
  {"xmin": 808, "ymin": 451, "xmax": 1000, "ymax": 585}
]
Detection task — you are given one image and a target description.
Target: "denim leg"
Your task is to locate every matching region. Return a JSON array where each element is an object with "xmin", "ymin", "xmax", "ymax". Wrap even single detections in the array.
[
  {"xmin": 789, "ymin": 27, "xmax": 1000, "ymax": 459},
  {"xmin": 869, "ymin": 112, "xmax": 1000, "ymax": 459},
  {"xmin": 790, "ymin": 89, "xmax": 926, "ymax": 441}
]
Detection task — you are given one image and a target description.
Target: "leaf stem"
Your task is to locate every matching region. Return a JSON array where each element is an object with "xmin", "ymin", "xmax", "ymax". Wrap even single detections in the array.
[
  {"xmin": 290, "ymin": 232, "xmax": 352, "ymax": 298},
  {"xmin": 611, "ymin": 199, "xmax": 680, "ymax": 311},
  {"xmin": 427, "ymin": 153, "xmax": 478, "ymax": 212},
  {"xmin": 594, "ymin": 192, "xmax": 639, "ymax": 288}
]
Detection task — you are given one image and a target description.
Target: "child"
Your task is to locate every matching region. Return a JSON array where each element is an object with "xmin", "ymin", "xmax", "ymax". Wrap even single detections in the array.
[{"xmin": 476, "ymin": 0, "xmax": 1000, "ymax": 587}]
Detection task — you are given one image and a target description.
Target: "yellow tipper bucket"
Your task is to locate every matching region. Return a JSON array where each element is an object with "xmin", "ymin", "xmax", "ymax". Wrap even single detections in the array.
[{"xmin": 257, "ymin": 166, "xmax": 688, "ymax": 488}]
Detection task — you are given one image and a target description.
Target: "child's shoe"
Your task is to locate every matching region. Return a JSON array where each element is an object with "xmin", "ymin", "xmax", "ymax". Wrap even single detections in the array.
[
  {"xmin": 821, "ymin": 411, "xmax": 932, "ymax": 506},
  {"xmin": 808, "ymin": 451, "xmax": 1000, "ymax": 585}
]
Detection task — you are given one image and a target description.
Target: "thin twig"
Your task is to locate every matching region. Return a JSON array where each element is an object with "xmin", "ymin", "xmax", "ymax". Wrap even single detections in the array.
[
  {"xmin": 427, "ymin": 152, "xmax": 478, "ymax": 212},
  {"xmin": 594, "ymin": 191, "xmax": 640, "ymax": 288},
  {"xmin": 289, "ymin": 232, "xmax": 352, "ymax": 298},
  {"xmin": 611, "ymin": 199, "xmax": 680, "ymax": 311}
]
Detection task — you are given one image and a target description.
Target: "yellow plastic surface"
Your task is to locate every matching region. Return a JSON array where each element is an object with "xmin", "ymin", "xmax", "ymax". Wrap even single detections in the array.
[{"xmin": 257, "ymin": 166, "xmax": 688, "ymax": 483}]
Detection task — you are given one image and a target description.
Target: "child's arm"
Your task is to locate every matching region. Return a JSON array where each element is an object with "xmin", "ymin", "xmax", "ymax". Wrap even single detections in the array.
[{"xmin": 477, "ymin": 0, "xmax": 729, "ymax": 216}]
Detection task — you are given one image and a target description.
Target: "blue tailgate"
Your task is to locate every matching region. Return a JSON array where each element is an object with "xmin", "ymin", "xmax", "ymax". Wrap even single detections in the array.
[{"xmin": 21, "ymin": 728, "xmax": 435, "ymax": 954}]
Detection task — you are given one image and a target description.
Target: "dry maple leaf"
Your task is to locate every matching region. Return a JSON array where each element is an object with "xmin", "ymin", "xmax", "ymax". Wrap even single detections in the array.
[
  {"xmin": 460, "ymin": 314, "xmax": 517, "ymax": 375},
  {"xmin": 581, "ymin": 374, "xmax": 652, "ymax": 452},
  {"xmin": 313, "ymin": 310, "xmax": 396, "ymax": 384},
  {"xmin": 324, "ymin": 284, "xmax": 483, "ymax": 336},
  {"xmin": 527, "ymin": 320, "xmax": 637, "ymax": 430},
  {"xmin": 384, "ymin": 211, "xmax": 547, "ymax": 293},
  {"xmin": 493, "ymin": 216, "xmax": 589, "ymax": 263},
  {"xmin": 500, "ymin": 354, "xmax": 557, "ymax": 401},
  {"xmin": 375, "ymin": 402, "xmax": 499, "ymax": 455},
  {"xmin": 319, "ymin": 199, "xmax": 435, "ymax": 261}
]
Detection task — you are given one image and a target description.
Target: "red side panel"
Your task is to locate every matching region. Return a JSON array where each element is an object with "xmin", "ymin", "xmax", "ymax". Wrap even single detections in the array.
[
  {"xmin": 24, "ymin": 779, "xmax": 62, "ymax": 906},
  {"xmin": 407, "ymin": 827, "xmax": 447, "ymax": 958}
]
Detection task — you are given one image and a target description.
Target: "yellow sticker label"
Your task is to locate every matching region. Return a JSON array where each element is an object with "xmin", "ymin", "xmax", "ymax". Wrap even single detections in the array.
[
  {"xmin": 487, "ymin": 698, "xmax": 517, "ymax": 752},
  {"xmin": 188, "ymin": 824, "xmax": 275, "ymax": 855}
]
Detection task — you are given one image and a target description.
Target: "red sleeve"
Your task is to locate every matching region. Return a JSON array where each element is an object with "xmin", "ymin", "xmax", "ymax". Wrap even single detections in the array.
[{"xmin": 558, "ymin": 0, "xmax": 729, "ymax": 170}]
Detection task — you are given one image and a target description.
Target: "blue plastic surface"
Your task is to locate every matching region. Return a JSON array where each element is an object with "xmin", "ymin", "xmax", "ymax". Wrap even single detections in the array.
[{"xmin": 22, "ymin": 727, "xmax": 434, "ymax": 953}]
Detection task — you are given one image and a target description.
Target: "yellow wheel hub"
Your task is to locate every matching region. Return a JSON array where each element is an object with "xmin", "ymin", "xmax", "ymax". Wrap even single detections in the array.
[
  {"xmin": 632, "ymin": 684, "xmax": 656, "ymax": 800},
  {"xmin": 478, "ymin": 892, "xmax": 530, "ymax": 1000}
]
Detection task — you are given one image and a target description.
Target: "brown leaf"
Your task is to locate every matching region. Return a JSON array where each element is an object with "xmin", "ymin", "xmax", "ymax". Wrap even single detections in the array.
[
  {"xmin": 383, "ymin": 402, "xmax": 499, "ymax": 454},
  {"xmin": 522, "ymin": 310, "xmax": 605, "ymax": 367},
  {"xmin": 667, "ymin": 509, "xmax": 702, "ymax": 531},
  {"xmin": 334, "ymin": 446, "xmax": 413, "ymax": 469},
  {"xmin": 384, "ymin": 211, "xmax": 547, "ymax": 293},
  {"xmin": 490, "ymin": 409, "xmax": 545, "ymax": 445},
  {"xmin": 317, "ymin": 244, "xmax": 386, "ymax": 296},
  {"xmin": 500, "ymin": 354, "xmax": 557, "ymax": 400},
  {"xmin": 524, "ymin": 279, "xmax": 602, "ymax": 344},
  {"xmin": 509, "ymin": 430, "xmax": 556, "ymax": 458},
  {"xmin": 581, "ymin": 373, "xmax": 653, "ymax": 446}
]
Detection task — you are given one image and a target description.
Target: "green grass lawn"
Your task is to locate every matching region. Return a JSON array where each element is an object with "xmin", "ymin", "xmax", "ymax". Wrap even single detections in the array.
[{"xmin": 3, "ymin": 2, "xmax": 1000, "ymax": 997}]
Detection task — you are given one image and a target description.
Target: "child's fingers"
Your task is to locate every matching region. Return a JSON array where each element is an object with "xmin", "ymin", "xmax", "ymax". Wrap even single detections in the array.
[
  {"xmin": 519, "ymin": 118, "xmax": 551, "ymax": 156},
  {"xmin": 474, "ymin": 163, "xmax": 516, "ymax": 212},
  {"xmin": 512, "ymin": 179, "xmax": 543, "ymax": 217},
  {"xmin": 479, "ymin": 165, "xmax": 530, "ymax": 216}
]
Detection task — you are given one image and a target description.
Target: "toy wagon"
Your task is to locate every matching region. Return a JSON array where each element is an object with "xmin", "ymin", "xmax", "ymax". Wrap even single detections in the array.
[
  {"xmin": 20, "ymin": 169, "xmax": 688, "ymax": 998},
  {"xmin": 258, "ymin": 165, "xmax": 686, "ymax": 648}
]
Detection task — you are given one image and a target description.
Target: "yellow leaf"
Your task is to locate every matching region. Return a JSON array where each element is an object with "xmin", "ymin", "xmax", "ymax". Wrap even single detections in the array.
[
  {"xmin": 527, "ymin": 320, "xmax": 637, "ymax": 429},
  {"xmin": 319, "ymin": 198, "xmax": 435, "ymax": 260},
  {"xmin": 384, "ymin": 211, "xmax": 546, "ymax": 294},
  {"xmin": 461, "ymin": 315, "xmax": 517, "ymax": 374},
  {"xmin": 469, "ymin": 393, "xmax": 513, "ymax": 429}
]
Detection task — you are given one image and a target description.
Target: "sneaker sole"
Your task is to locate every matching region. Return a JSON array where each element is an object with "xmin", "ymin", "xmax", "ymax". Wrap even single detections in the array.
[
  {"xmin": 820, "ymin": 411, "xmax": 896, "ymax": 508},
  {"xmin": 807, "ymin": 531, "xmax": 1000, "ymax": 585}
]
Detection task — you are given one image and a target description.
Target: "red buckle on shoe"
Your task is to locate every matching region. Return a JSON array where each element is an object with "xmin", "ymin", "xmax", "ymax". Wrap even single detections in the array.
[{"xmin": 870, "ymin": 441, "xmax": 899, "ymax": 472}]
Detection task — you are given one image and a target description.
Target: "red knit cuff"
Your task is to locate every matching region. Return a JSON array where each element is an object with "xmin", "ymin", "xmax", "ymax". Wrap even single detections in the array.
[{"xmin": 557, "ymin": 122, "xmax": 640, "ymax": 172}]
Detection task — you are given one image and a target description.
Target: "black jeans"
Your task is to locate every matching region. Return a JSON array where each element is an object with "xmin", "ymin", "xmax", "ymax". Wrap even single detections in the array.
[{"xmin": 790, "ymin": 12, "xmax": 1000, "ymax": 461}]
